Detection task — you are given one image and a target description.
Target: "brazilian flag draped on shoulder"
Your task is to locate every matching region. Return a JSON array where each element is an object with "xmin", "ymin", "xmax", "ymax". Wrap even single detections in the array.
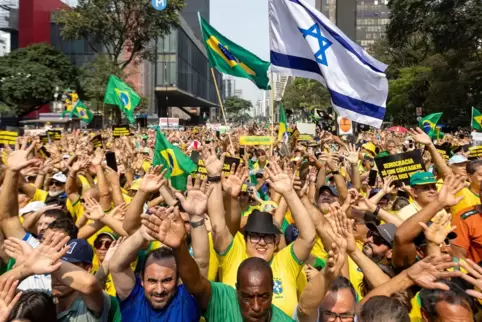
[
  {"xmin": 153, "ymin": 130, "xmax": 197, "ymax": 191},
  {"xmin": 104, "ymin": 75, "xmax": 140, "ymax": 123},
  {"xmin": 198, "ymin": 13, "xmax": 270, "ymax": 90},
  {"xmin": 419, "ymin": 112, "xmax": 442, "ymax": 139},
  {"xmin": 472, "ymin": 107, "xmax": 482, "ymax": 131},
  {"xmin": 278, "ymin": 104, "xmax": 289, "ymax": 144}
]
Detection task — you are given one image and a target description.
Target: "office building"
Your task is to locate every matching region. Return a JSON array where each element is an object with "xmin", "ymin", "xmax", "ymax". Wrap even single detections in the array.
[
  {"xmin": 316, "ymin": 0, "xmax": 390, "ymax": 49},
  {"xmin": 234, "ymin": 89, "xmax": 243, "ymax": 98},
  {"xmin": 182, "ymin": 0, "xmax": 209, "ymax": 41},
  {"xmin": 222, "ymin": 78, "xmax": 236, "ymax": 101},
  {"xmin": 0, "ymin": 31, "xmax": 10, "ymax": 55}
]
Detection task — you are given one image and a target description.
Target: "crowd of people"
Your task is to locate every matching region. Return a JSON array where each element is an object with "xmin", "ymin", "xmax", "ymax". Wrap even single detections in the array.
[{"xmin": 0, "ymin": 123, "xmax": 480, "ymax": 321}]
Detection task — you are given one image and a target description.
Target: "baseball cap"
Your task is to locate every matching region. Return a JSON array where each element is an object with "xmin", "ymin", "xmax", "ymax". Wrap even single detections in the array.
[
  {"xmin": 366, "ymin": 223, "xmax": 396, "ymax": 247},
  {"xmin": 96, "ymin": 232, "xmax": 117, "ymax": 241},
  {"xmin": 19, "ymin": 201, "xmax": 46, "ymax": 216},
  {"xmin": 319, "ymin": 185, "xmax": 339, "ymax": 197},
  {"xmin": 448, "ymin": 155, "xmax": 468, "ymax": 166},
  {"xmin": 409, "ymin": 172, "xmax": 436, "ymax": 186},
  {"xmin": 62, "ymin": 239, "xmax": 93, "ymax": 264},
  {"xmin": 52, "ymin": 172, "xmax": 67, "ymax": 184},
  {"xmin": 284, "ymin": 224, "xmax": 299, "ymax": 245}
]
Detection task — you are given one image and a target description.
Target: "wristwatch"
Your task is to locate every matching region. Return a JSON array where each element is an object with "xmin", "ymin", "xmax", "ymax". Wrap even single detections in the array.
[
  {"xmin": 207, "ymin": 176, "xmax": 221, "ymax": 183},
  {"xmin": 190, "ymin": 218, "xmax": 205, "ymax": 228}
]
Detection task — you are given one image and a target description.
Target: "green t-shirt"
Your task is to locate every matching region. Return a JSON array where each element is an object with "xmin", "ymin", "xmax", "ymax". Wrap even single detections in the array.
[
  {"xmin": 108, "ymin": 296, "xmax": 122, "ymax": 322},
  {"xmin": 205, "ymin": 282, "xmax": 294, "ymax": 322}
]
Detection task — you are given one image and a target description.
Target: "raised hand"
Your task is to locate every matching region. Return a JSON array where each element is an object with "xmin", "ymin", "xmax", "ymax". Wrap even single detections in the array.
[
  {"xmin": 324, "ymin": 242, "xmax": 347, "ymax": 281},
  {"xmin": 0, "ymin": 277, "xmax": 22, "ymax": 322},
  {"xmin": 22, "ymin": 231, "xmax": 70, "ymax": 276},
  {"xmin": 139, "ymin": 165, "xmax": 167, "ymax": 193},
  {"xmin": 7, "ymin": 138, "xmax": 38, "ymax": 171},
  {"xmin": 437, "ymin": 175, "xmax": 465, "ymax": 207},
  {"xmin": 418, "ymin": 212, "xmax": 456, "ymax": 246},
  {"xmin": 346, "ymin": 143, "xmax": 360, "ymax": 165},
  {"xmin": 324, "ymin": 206, "xmax": 349, "ymax": 253},
  {"xmin": 265, "ymin": 161, "xmax": 293, "ymax": 195},
  {"xmin": 338, "ymin": 208, "xmax": 357, "ymax": 254},
  {"xmin": 91, "ymin": 148, "xmax": 104, "ymax": 166},
  {"xmin": 202, "ymin": 146, "xmax": 225, "ymax": 177},
  {"xmin": 175, "ymin": 175, "xmax": 214, "ymax": 218},
  {"xmin": 221, "ymin": 164, "xmax": 248, "ymax": 197},
  {"xmin": 293, "ymin": 176, "xmax": 309, "ymax": 198},
  {"xmin": 102, "ymin": 237, "xmax": 126, "ymax": 265},
  {"xmin": 140, "ymin": 207, "xmax": 187, "ymax": 249},
  {"xmin": 4, "ymin": 238, "xmax": 34, "ymax": 266},
  {"xmin": 406, "ymin": 254, "xmax": 460, "ymax": 290},
  {"xmin": 459, "ymin": 259, "xmax": 482, "ymax": 299},
  {"xmin": 351, "ymin": 196, "xmax": 377, "ymax": 213},
  {"xmin": 104, "ymin": 166, "xmax": 120, "ymax": 186},
  {"xmin": 82, "ymin": 197, "xmax": 105, "ymax": 221},
  {"xmin": 307, "ymin": 165, "xmax": 317, "ymax": 183},
  {"xmin": 382, "ymin": 176, "xmax": 397, "ymax": 195},
  {"xmin": 409, "ymin": 128, "xmax": 432, "ymax": 146},
  {"xmin": 71, "ymin": 157, "xmax": 90, "ymax": 174}
]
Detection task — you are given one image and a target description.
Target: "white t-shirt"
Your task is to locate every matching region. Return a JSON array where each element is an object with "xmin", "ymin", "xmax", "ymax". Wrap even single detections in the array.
[{"xmin": 17, "ymin": 233, "xmax": 52, "ymax": 292}]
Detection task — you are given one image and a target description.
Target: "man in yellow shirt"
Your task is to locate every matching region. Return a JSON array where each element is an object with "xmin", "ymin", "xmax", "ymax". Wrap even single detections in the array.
[{"xmin": 204, "ymin": 150, "xmax": 316, "ymax": 317}]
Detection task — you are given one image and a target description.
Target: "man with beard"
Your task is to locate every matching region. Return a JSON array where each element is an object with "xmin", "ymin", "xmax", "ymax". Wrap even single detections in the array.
[
  {"xmin": 109, "ymin": 226, "xmax": 200, "ymax": 321},
  {"xmin": 19, "ymin": 172, "xmax": 69, "ymax": 206},
  {"xmin": 363, "ymin": 222, "xmax": 396, "ymax": 265}
]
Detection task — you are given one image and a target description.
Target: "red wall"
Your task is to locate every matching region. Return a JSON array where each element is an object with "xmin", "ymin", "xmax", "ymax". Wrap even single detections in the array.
[{"xmin": 19, "ymin": 0, "xmax": 66, "ymax": 47}]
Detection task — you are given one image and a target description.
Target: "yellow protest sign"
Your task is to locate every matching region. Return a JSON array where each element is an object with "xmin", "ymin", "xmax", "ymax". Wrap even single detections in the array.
[{"xmin": 239, "ymin": 136, "xmax": 274, "ymax": 146}]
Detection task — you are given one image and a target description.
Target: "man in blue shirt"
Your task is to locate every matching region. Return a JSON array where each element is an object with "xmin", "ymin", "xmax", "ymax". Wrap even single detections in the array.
[{"xmin": 109, "ymin": 226, "xmax": 200, "ymax": 322}]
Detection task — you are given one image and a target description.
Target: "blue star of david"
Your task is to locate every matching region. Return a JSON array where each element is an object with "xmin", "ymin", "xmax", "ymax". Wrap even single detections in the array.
[{"xmin": 299, "ymin": 24, "xmax": 332, "ymax": 66}]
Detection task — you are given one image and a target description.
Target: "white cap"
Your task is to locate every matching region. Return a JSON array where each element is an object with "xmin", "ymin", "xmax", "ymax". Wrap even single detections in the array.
[
  {"xmin": 52, "ymin": 172, "xmax": 67, "ymax": 183},
  {"xmin": 19, "ymin": 201, "xmax": 46, "ymax": 216},
  {"xmin": 62, "ymin": 154, "xmax": 71, "ymax": 160}
]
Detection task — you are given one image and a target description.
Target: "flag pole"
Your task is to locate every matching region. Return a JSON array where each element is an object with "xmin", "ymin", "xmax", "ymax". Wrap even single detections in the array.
[
  {"xmin": 270, "ymin": 71, "xmax": 275, "ymax": 155},
  {"xmin": 210, "ymin": 68, "xmax": 233, "ymax": 148}
]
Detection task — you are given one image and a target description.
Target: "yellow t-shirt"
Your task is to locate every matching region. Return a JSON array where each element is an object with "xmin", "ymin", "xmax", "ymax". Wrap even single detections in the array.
[
  {"xmin": 66, "ymin": 198, "xmax": 84, "ymax": 225},
  {"xmin": 91, "ymin": 254, "xmax": 138, "ymax": 296},
  {"xmin": 217, "ymin": 232, "xmax": 303, "ymax": 316},
  {"xmin": 450, "ymin": 187, "xmax": 480, "ymax": 218},
  {"xmin": 311, "ymin": 237, "xmax": 328, "ymax": 261},
  {"xmin": 348, "ymin": 241, "xmax": 364, "ymax": 300}
]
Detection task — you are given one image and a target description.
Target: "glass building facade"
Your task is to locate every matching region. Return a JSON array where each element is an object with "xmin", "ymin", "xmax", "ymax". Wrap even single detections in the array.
[{"xmin": 317, "ymin": 0, "xmax": 390, "ymax": 49}]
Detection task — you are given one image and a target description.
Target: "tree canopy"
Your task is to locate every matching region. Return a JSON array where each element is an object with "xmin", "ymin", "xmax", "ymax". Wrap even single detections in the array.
[
  {"xmin": 55, "ymin": 0, "xmax": 184, "ymax": 69},
  {"xmin": 282, "ymin": 78, "xmax": 331, "ymax": 112},
  {"xmin": 224, "ymin": 96, "xmax": 252, "ymax": 123},
  {"xmin": 371, "ymin": 0, "xmax": 482, "ymax": 126},
  {"xmin": 0, "ymin": 43, "xmax": 76, "ymax": 116}
]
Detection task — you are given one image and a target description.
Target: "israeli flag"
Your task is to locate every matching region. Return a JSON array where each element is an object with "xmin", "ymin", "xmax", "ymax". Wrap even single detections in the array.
[{"xmin": 269, "ymin": 0, "xmax": 389, "ymax": 128}]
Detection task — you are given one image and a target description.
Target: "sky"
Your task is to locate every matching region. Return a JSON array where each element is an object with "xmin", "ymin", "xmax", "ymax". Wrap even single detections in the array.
[{"xmin": 210, "ymin": 0, "xmax": 316, "ymax": 106}]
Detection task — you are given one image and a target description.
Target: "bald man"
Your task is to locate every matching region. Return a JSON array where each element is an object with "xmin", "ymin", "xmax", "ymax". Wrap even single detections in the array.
[{"xmin": 173, "ymin": 233, "xmax": 295, "ymax": 321}]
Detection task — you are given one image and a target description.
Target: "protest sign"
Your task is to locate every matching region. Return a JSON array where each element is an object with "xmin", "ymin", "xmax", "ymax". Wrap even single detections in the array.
[
  {"xmin": 47, "ymin": 130, "xmax": 62, "ymax": 141},
  {"xmin": 434, "ymin": 144, "xmax": 451, "ymax": 161},
  {"xmin": 469, "ymin": 146, "xmax": 482, "ymax": 159},
  {"xmin": 37, "ymin": 146, "xmax": 51, "ymax": 160},
  {"xmin": 298, "ymin": 134, "xmax": 314, "ymax": 141},
  {"xmin": 39, "ymin": 135, "xmax": 49, "ymax": 144},
  {"xmin": 296, "ymin": 123, "xmax": 316, "ymax": 135},
  {"xmin": 191, "ymin": 151, "xmax": 240, "ymax": 179},
  {"xmin": 239, "ymin": 136, "xmax": 274, "ymax": 146},
  {"xmin": 112, "ymin": 126, "xmax": 130, "ymax": 137},
  {"xmin": 0, "ymin": 130, "xmax": 18, "ymax": 146},
  {"xmin": 375, "ymin": 150, "xmax": 425, "ymax": 185},
  {"xmin": 159, "ymin": 118, "xmax": 179, "ymax": 129},
  {"xmin": 90, "ymin": 135, "xmax": 103, "ymax": 149}
]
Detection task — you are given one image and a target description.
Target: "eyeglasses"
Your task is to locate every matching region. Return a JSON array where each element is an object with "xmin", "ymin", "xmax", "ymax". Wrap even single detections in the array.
[
  {"xmin": 321, "ymin": 309, "xmax": 355, "ymax": 322},
  {"xmin": 94, "ymin": 240, "xmax": 112, "ymax": 249},
  {"xmin": 50, "ymin": 181, "xmax": 63, "ymax": 187},
  {"xmin": 248, "ymin": 233, "xmax": 275, "ymax": 245}
]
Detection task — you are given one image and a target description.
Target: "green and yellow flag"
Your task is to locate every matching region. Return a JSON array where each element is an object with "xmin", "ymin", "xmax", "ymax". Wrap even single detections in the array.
[
  {"xmin": 153, "ymin": 130, "xmax": 197, "ymax": 191},
  {"xmin": 472, "ymin": 107, "xmax": 482, "ymax": 131},
  {"xmin": 71, "ymin": 100, "xmax": 94, "ymax": 124},
  {"xmin": 278, "ymin": 104, "xmax": 288, "ymax": 143},
  {"xmin": 104, "ymin": 75, "xmax": 140, "ymax": 123},
  {"xmin": 198, "ymin": 14, "xmax": 270, "ymax": 90},
  {"xmin": 419, "ymin": 112, "xmax": 442, "ymax": 139}
]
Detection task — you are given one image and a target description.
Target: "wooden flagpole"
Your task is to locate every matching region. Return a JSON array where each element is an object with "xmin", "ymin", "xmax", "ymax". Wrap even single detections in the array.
[{"xmin": 210, "ymin": 68, "xmax": 233, "ymax": 148}]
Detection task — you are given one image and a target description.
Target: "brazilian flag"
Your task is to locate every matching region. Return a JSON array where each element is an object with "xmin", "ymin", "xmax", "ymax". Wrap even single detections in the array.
[
  {"xmin": 198, "ymin": 14, "xmax": 270, "ymax": 90},
  {"xmin": 472, "ymin": 107, "xmax": 482, "ymax": 131},
  {"xmin": 153, "ymin": 130, "xmax": 197, "ymax": 191},
  {"xmin": 419, "ymin": 112, "xmax": 442, "ymax": 139},
  {"xmin": 278, "ymin": 104, "xmax": 288, "ymax": 144},
  {"xmin": 71, "ymin": 100, "xmax": 94, "ymax": 124},
  {"xmin": 104, "ymin": 75, "xmax": 140, "ymax": 123}
]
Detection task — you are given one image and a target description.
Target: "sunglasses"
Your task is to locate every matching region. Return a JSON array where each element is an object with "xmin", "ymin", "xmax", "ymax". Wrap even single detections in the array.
[
  {"xmin": 94, "ymin": 240, "xmax": 112, "ymax": 249},
  {"xmin": 368, "ymin": 231, "xmax": 390, "ymax": 246},
  {"xmin": 50, "ymin": 181, "xmax": 63, "ymax": 187}
]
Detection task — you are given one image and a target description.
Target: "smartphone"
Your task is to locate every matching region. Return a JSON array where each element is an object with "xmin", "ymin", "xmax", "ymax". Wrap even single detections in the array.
[
  {"xmin": 216, "ymin": 131, "xmax": 221, "ymax": 140},
  {"xmin": 240, "ymin": 147, "xmax": 245, "ymax": 156},
  {"xmin": 105, "ymin": 151, "xmax": 118, "ymax": 172},
  {"xmin": 368, "ymin": 170, "xmax": 378, "ymax": 187}
]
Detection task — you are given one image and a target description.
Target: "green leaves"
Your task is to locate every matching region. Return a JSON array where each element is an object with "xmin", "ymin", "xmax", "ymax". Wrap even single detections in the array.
[
  {"xmin": 282, "ymin": 78, "xmax": 331, "ymax": 111},
  {"xmin": 224, "ymin": 96, "xmax": 252, "ymax": 122},
  {"xmin": 0, "ymin": 43, "xmax": 76, "ymax": 116}
]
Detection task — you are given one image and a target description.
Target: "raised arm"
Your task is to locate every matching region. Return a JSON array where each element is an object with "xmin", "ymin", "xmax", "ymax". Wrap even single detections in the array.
[
  {"xmin": 123, "ymin": 166, "xmax": 166, "ymax": 235},
  {"xmin": 141, "ymin": 207, "xmax": 212, "ymax": 310},
  {"xmin": 203, "ymin": 148, "xmax": 233, "ymax": 253},
  {"xmin": 175, "ymin": 175, "xmax": 214, "ymax": 278},
  {"xmin": 66, "ymin": 158, "xmax": 90, "ymax": 203},
  {"xmin": 91, "ymin": 149, "xmax": 112, "ymax": 210},
  {"xmin": 221, "ymin": 164, "xmax": 248, "ymax": 236},
  {"xmin": 410, "ymin": 128, "xmax": 451, "ymax": 178},
  {"xmin": 265, "ymin": 162, "xmax": 316, "ymax": 262},
  {"xmin": 104, "ymin": 166, "xmax": 126, "ymax": 206},
  {"xmin": 109, "ymin": 227, "xmax": 150, "ymax": 300}
]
